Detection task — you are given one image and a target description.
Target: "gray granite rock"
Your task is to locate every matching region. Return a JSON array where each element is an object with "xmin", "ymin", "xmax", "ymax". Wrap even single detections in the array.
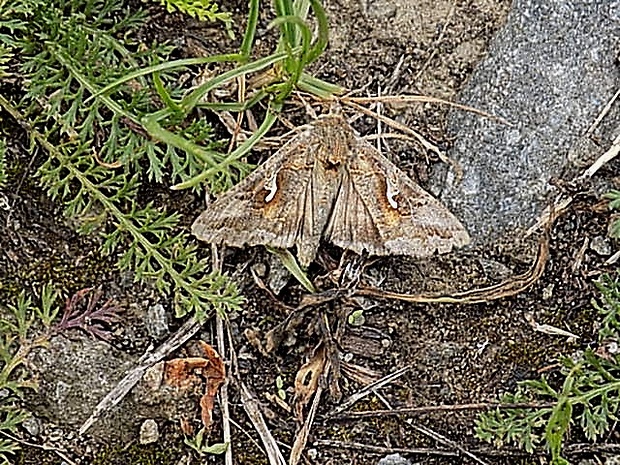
[
  {"xmin": 27, "ymin": 335, "xmax": 203, "ymax": 442},
  {"xmin": 438, "ymin": 0, "xmax": 620, "ymax": 245}
]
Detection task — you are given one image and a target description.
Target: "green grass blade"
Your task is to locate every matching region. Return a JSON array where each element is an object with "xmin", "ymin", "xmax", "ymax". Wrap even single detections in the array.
[
  {"xmin": 298, "ymin": 72, "xmax": 345, "ymax": 98},
  {"xmin": 240, "ymin": 0, "xmax": 260, "ymax": 59},
  {"xmin": 85, "ymin": 54, "xmax": 244, "ymax": 103},
  {"xmin": 171, "ymin": 104, "xmax": 280, "ymax": 190},
  {"xmin": 267, "ymin": 247, "xmax": 316, "ymax": 293},
  {"xmin": 268, "ymin": 15, "xmax": 311, "ymax": 89},
  {"xmin": 181, "ymin": 51, "xmax": 292, "ymax": 113},
  {"xmin": 305, "ymin": 0, "xmax": 329, "ymax": 64},
  {"xmin": 292, "ymin": 0, "xmax": 311, "ymax": 18},
  {"xmin": 273, "ymin": 0, "xmax": 296, "ymax": 47},
  {"xmin": 152, "ymin": 71, "xmax": 183, "ymax": 114},
  {"xmin": 141, "ymin": 116, "xmax": 222, "ymax": 167}
]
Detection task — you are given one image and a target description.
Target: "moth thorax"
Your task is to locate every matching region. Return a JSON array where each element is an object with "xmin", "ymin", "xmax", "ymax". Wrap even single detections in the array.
[{"xmin": 317, "ymin": 136, "xmax": 353, "ymax": 169}]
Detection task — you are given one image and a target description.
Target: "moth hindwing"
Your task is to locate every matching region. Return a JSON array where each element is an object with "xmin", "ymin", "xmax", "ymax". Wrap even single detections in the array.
[{"xmin": 192, "ymin": 115, "xmax": 470, "ymax": 266}]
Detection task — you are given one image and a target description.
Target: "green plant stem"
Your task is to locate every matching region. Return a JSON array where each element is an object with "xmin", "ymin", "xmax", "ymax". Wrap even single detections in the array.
[
  {"xmin": 240, "ymin": 0, "xmax": 260, "ymax": 59},
  {"xmin": 272, "ymin": 0, "xmax": 295, "ymax": 47},
  {"xmin": 171, "ymin": 103, "xmax": 280, "ymax": 190},
  {"xmin": 55, "ymin": 49, "xmax": 139, "ymax": 123},
  {"xmin": 298, "ymin": 72, "xmax": 345, "ymax": 98},
  {"xmin": 572, "ymin": 379, "xmax": 620, "ymax": 405},
  {"xmin": 141, "ymin": 116, "xmax": 223, "ymax": 167},
  {"xmin": 0, "ymin": 94, "xmax": 219, "ymax": 314},
  {"xmin": 305, "ymin": 0, "xmax": 329, "ymax": 64},
  {"xmin": 180, "ymin": 51, "xmax": 292, "ymax": 115},
  {"xmin": 268, "ymin": 15, "xmax": 311, "ymax": 95},
  {"xmin": 86, "ymin": 53, "xmax": 245, "ymax": 103}
]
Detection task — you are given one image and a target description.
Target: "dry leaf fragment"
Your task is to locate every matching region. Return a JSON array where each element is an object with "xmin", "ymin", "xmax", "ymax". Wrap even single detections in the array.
[
  {"xmin": 164, "ymin": 341, "xmax": 226, "ymax": 429},
  {"xmin": 197, "ymin": 341, "xmax": 226, "ymax": 429},
  {"xmin": 293, "ymin": 345, "xmax": 327, "ymax": 422}
]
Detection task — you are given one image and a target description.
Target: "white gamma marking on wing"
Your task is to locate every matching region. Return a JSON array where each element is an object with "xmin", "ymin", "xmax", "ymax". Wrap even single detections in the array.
[
  {"xmin": 386, "ymin": 178, "xmax": 399, "ymax": 209},
  {"xmin": 264, "ymin": 174, "xmax": 278, "ymax": 203}
]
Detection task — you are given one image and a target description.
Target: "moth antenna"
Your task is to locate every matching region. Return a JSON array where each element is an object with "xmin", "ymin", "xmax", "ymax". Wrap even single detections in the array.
[{"xmin": 325, "ymin": 100, "xmax": 344, "ymax": 117}]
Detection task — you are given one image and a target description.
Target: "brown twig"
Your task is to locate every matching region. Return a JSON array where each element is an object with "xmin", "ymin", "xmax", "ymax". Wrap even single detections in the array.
[
  {"xmin": 79, "ymin": 317, "xmax": 203, "ymax": 435},
  {"xmin": 355, "ymin": 232, "xmax": 548, "ymax": 305},
  {"xmin": 407, "ymin": 422, "xmax": 490, "ymax": 465},
  {"xmin": 585, "ymin": 87, "xmax": 620, "ymax": 137},
  {"xmin": 212, "ymin": 244, "xmax": 233, "ymax": 465},
  {"xmin": 239, "ymin": 382, "xmax": 287, "ymax": 465},
  {"xmin": 315, "ymin": 439, "xmax": 620, "ymax": 458},
  {"xmin": 330, "ymin": 401, "xmax": 555, "ymax": 420},
  {"xmin": 327, "ymin": 366, "xmax": 410, "ymax": 417},
  {"xmin": 289, "ymin": 362, "xmax": 327, "ymax": 465},
  {"xmin": 0, "ymin": 430, "xmax": 77, "ymax": 465},
  {"xmin": 313, "ymin": 439, "xmax": 467, "ymax": 458},
  {"xmin": 340, "ymin": 95, "xmax": 511, "ymax": 126},
  {"xmin": 340, "ymin": 99, "xmax": 443, "ymax": 157}
]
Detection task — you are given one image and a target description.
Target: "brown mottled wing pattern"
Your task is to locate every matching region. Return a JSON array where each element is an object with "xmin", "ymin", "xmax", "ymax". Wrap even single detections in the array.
[
  {"xmin": 325, "ymin": 138, "xmax": 470, "ymax": 258},
  {"xmin": 192, "ymin": 128, "xmax": 322, "ymax": 265}
]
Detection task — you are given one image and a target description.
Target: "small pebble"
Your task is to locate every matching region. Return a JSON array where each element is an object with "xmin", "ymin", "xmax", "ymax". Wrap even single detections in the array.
[
  {"xmin": 145, "ymin": 304, "xmax": 169, "ymax": 339},
  {"xmin": 139, "ymin": 419, "xmax": 159, "ymax": 445},
  {"xmin": 143, "ymin": 361, "xmax": 164, "ymax": 391},
  {"xmin": 378, "ymin": 453, "xmax": 412, "ymax": 465},
  {"xmin": 267, "ymin": 255, "xmax": 291, "ymax": 295},
  {"xmin": 22, "ymin": 416, "xmax": 41, "ymax": 437},
  {"xmin": 590, "ymin": 235, "xmax": 612, "ymax": 256},
  {"xmin": 542, "ymin": 283, "xmax": 554, "ymax": 300},
  {"xmin": 251, "ymin": 262, "xmax": 267, "ymax": 278}
]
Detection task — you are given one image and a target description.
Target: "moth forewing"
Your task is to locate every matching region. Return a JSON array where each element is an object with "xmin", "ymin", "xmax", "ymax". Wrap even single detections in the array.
[
  {"xmin": 191, "ymin": 127, "xmax": 318, "ymax": 255},
  {"xmin": 192, "ymin": 116, "xmax": 470, "ymax": 266},
  {"xmin": 327, "ymin": 139, "xmax": 470, "ymax": 258}
]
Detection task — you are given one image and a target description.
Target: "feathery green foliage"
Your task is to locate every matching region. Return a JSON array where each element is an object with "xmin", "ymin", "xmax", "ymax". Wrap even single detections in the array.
[
  {"xmin": 476, "ymin": 274, "xmax": 620, "ymax": 464},
  {"xmin": 155, "ymin": 0, "xmax": 233, "ymax": 34},
  {"xmin": 0, "ymin": 0, "xmax": 339, "ymax": 319},
  {"xmin": 1, "ymin": 0, "xmax": 245, "ymax": 320},
  {"xmin": 0, "ymin": 285, "xmax": 61, "ymax": 465}
]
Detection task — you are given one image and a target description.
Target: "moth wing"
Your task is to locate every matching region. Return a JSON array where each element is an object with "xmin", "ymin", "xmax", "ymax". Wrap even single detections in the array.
[
  {"xmin": 192, "ymin": 128, "xmax": 321, "ymax": 265},
  {"xmin": 325, "ymin": 139, "xmax": 470, "ymax": 258}
]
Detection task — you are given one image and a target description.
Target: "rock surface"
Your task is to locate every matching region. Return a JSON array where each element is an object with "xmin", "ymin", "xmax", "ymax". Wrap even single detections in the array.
[
  {"xmin": 437, "ymin": 0, "xmax": 620, "ymax": 245},
  {"xmin": 27, "ymin": 334, "xmax": 205, "ymax": 442}
]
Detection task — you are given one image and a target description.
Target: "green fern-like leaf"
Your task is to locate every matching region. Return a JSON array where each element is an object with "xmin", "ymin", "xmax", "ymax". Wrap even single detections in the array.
[
  {"xmin": 157, "ymin": 0, "xmax": 232, "ymax": 24},
  {"xmin": 1, "ymin": 0, "xmax": 246, "ymax": 321},
  {"xmin": 476, "ymin": 274, "xmax": 620, "ymax": 463}
]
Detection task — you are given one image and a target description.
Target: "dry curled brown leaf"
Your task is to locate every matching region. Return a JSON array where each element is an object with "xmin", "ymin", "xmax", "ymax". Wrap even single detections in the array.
[
  {"xmin": 293, "ymin": 345, "xmax": 326, "ymax": 423},
  {"xmin": 164, "ymin": 341, "xmax": 226, "ymax": 429}
]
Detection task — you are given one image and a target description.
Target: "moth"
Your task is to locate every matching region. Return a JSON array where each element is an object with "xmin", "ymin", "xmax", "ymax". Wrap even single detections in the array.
[{"xmin": 192, "ymin": 115, "xmax": 470, "ymax": 267}]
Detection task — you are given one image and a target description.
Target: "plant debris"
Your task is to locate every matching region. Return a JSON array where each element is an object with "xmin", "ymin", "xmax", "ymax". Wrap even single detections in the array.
[
  {"xmin": 165, "ymin": 341, "xmax": 226, "ymax": 429},
  {"xmin": 53, "ymin": 287, "xmax": 123, "ymax": 342}
]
